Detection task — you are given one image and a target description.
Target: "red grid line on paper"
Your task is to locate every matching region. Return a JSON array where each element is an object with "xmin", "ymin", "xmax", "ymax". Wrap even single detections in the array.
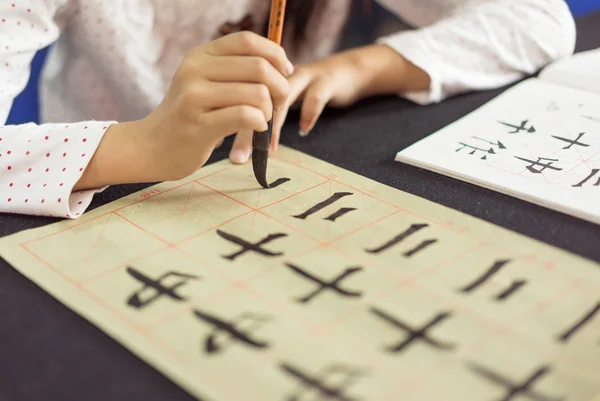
[
  {"xmin": 315, "ymin": 233, "xmax": 600, "ymax": 375},
  {"xmin": 174, "ymin": 238, "xmax": 329, "ymax": 331},
  {"xmin": 163, "ymin": 248, "xmax": 415, "ymax": 387},
  {"xmin": 77, "ymin": 208, "xmax": 255, "ymax": 286},
  {"xmin": 19, "ymin": 243, "xmax": 195, "ymax": 368},
  {"xmin": 173, "ymin": 184, "xmax": 195, "ymax": 242},
  {"xmin": 401, "ymin": 280, "xmax": 599, "ymax": 397},
  {"xmin": 194, "ymin": 181, "xmax": 326, "ymax": 244},
  {"xmin": 312, "ymin": 243, "xmax": 487, "ymax": 336},
  {"xmin": 23, "ymin": 155, "xmax": 600, "ymax": 299},
  {"xmin": 412, "ymin": 280, "xmax": 599, "ymax": 374},
  {"xmin": 198, "ymin": 159, "xmax": 600, "ymax": 293},
  {"xmin": 273, "ymin": 155, "xmax": 404, "ymax": 212},
  {"xmin": 551, "ymin": 148, "xmax": 600, "ymax": 184},
  {"xmin": 272, "ymin": 153, "xmax": 564, "ymax": 262},
  {"xmin": 15, "ymin": 156, "xmax": 600, "ymax": 398},
  {"xmin": 79, "ymin": 245, "xmax": 170, "ymax": 285},
  {"xmin": 19, "ymin": 164, "xmax": 237, "ymax": 248},
  {"xmin": 82, "ymin": 212, "xmax": 114, "ymax": 262},
  {"xmin": 142, "ymin": 241, "xmax": 327, "ymax": 331},
  {"xmin": 436, "ymin": 133, "xmax": 600, "ymax": 192},
  {"xmin": 323, "ymin": 209, "xmax": 403, "ymax": 246}
]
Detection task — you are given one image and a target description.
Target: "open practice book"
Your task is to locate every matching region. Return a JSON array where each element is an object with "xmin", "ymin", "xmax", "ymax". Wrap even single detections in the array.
[{"xmin": 396, "ymin": 48, "xmax": 600, "ymax": 225}]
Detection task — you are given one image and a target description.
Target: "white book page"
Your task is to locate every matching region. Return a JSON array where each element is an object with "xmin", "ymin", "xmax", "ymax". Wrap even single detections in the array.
[
  {"xmin": 539, "ymin": 48, "xmax": 600, "ymax": 95},
  {"xmin": 396, "ymin": 78, "xmax": 600, "ymax": 225}
]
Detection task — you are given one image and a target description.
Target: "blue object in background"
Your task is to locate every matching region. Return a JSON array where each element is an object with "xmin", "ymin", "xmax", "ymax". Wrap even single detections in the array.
[
  {"xmin": 5, "ymin": 0, "xmax": 600, "ymax": 125},
  {"xmin": 568, "ymin": 0, "xmax": 600, "ymax": 16},
  {"xmin": 5, "ymin": 45, "xmax": 49, "ymax": 125}
]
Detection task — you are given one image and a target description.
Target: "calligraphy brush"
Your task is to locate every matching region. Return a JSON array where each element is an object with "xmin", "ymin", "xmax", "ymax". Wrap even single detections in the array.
[{"xmin": 252, "ymin": 0, "xmax": 288, "ymax": 189}]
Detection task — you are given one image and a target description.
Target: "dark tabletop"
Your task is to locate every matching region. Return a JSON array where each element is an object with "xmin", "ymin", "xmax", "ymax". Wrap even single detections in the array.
[{"xmin": 1, "ymin": 11, "xmax": 600, "ymax": 401}]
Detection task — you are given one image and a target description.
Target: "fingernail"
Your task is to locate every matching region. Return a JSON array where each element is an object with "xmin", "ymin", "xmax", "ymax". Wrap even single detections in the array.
[
  {"xmin": 285, "ymin": 60, "xmax": 294, "ymax": 76},
  {"xmin": 299, "ymin": 129, "xmax": 310, "ymax": 137},
  {"xmin": 230, "ymin": 149, "xmax": 249, "ymax": 164}
]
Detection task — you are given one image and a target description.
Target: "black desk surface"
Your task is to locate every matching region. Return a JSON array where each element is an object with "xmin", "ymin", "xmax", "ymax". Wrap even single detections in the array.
[{"xmin": 2, "ymin": 11, "xmax": 600, "ymax": 401}]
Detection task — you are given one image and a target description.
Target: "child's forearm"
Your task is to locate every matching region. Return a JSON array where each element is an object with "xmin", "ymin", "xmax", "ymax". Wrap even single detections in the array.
[
  {"xmin": 74, "ymin": 120, "xmax": 156, "ymax": 191},
  {"xmin": 347, "ymin": 44, "xmax": 431, "ymax": 99}
]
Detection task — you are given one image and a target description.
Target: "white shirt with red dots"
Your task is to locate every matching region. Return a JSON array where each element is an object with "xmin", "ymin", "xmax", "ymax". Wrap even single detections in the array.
[{"xmin": 0, "ymin": 0, "xmax": 576, "ymax": 218}]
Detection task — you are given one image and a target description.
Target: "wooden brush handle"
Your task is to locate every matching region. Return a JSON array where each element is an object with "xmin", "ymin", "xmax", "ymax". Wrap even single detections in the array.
[{"xmin": 267, "ymin": 0, "xmax": 287, "ymax": 45}]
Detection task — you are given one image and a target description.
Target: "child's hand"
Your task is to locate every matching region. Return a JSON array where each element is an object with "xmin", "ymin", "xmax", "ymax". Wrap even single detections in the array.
[
  {"xmin": 270, "ymin": 45, "xmax": 430, "ymax": 146},
  {"xmin": 277, "ymin": 52, "xmax": 368, "ymax": 139},
  {"xmin": 225, "ymin": 48, "xmax": 368, "ymax": 162},
  {"xmin": 76, "ymin": 31, "xmax": 293, "ymax": 189}
]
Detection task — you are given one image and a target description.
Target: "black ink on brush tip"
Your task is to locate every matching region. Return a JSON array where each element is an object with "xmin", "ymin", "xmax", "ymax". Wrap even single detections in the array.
[
  {"xmin": 279, "ymin": 362, "xmax": 366, "ymax": 401},
  {"xmin": 216, "ymin": 230, "xmax": 287, "ymax": 260},
  {"xmin": 125, "ymin": 267, "xmax": 199, "ymax": 309},
  {"xmin": 192, "ymin": 309, "xmax": 273, "ymax": 355}
]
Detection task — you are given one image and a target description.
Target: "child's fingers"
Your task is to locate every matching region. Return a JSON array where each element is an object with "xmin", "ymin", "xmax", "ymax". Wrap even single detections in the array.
[
  {"xmin": 201, "ymin": 56, "xmax": 290, "ymax": 110},
  {"xmin": 229, "ymin": 129, "xmax": 254, "ymax": 164},
  {"xmin": 204, "ymin": 31, "xmax": 294, "ymax": 78},
  {"xmin": 202, "ymin": 107, "xmax": 267, "ymax": 140},
  {"xmin": 299, "ymin": 78, "xmax": 333, "ymax": 136},
  {"xmin": 177, "ymin": 82, "xmax": 274, "ymax": 124},
  {"xmin": 269, "ymin": 109, "xmax": 285, "ymax": 156},
  {"xmin": 271, "ymin": 71, "xmax": 312, "ymax": 148},
  {"xmin": 208, "ymin": 82, "xmax": 275, "ymax": 121}
]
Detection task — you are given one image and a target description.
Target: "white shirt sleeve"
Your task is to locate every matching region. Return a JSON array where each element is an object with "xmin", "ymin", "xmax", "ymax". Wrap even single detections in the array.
[
  {"xmin": 376, "ymin": 0, "xmax": 577, "ymax": 104},
  {"xmin": 0, "ymin": 0, "xmax": 113, "ymax": 218}
]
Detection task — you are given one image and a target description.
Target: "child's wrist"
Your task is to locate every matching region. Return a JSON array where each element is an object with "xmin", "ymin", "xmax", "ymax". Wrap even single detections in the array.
[
  {"xmin": 348, "ymin": 44, "xmax": 430, "ymax": 99},
  {"xmin": 75, "ymin": 120, "xmax": 156, "ymax": 190}
]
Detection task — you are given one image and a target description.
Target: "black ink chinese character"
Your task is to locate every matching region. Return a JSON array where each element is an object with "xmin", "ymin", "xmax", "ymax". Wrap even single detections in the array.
[
  {"xmin": 514, "ymin": 157, "xmax": 563, "ymax": 174},
  {"xmin": 458, "ymin": 259, "xmax": 527, "ymax": 302},
  {"xmin": 498, "ymin": 120, "xmax": 536, "ymax": 134},
  {"xmin": 279, "ymin": 362, "xmax": 366, "ymax": 401},
  {"xmin": 365, "ymin": 223, "xmax": 438, "ymax": 258},
  {"xmin": 572, "ymin": 169, "xmax": 600, "ymax": 188},
  {"xmin": 216, "ymin": 230, "xmax": 287, "ymax": 260},
  {"xmin": 369, "ymin": 307, "xmax": 455, "ymax": 353},
  {"xmin": 556, "ymin": 300, "xmax": 600, "ymax": 344},
  {"xmin": 284, "ymin": 263, "xmax": 363, "ymax": 304},
  {"xmin": 125, "ymin": 267, "xmax": 199, "ymax": 309},
  {"xmin": 293, "ymin": 192, "xmax": 356, "ymax": 222},
  {"xmin": 456, "ymin": 143, "xmax": 498, "ymax": 160},
  {"xmin": 551, "ymin": 132, "xmax": 589, "ymax": 150},
  {"xmin": 582, "ymin": 115, "xmax": 600, "ymax": 124},
  {"xmin": 192, "ymin": 309, "xmax": 272, "ymax": 355},
  {"xmin": 472, "ymin": 136, "xmax": 507, "ymax": 149},
  {"xmin": 269, "ymin": 177, "xmax": 291, "ymax": 188},
  {"xmin": 456, "ymin": 137, "xmax": 506, "ymax": 160},
  {"xmin": 467, "ymin": 363, "xmax": 563, "ymax": 401}
]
